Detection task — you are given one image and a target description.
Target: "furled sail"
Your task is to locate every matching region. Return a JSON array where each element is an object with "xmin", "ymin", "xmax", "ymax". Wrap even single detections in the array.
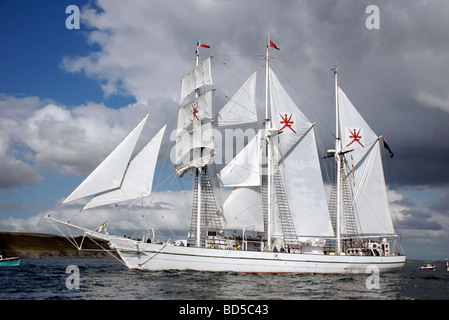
[
  {"xmin": 337, "ymin": 87, "xmax": 395, "ymax": 235},
  {"xmin": 216, "ymin": 71, "xmax": 258, "ymax": 126},
  {"xmin": 175, "ymin": 154, "xmax": 214, "ymax": 178},
  {"xmin": 180, "ymin": 56, "xmax": 213, "ymax": 104},
  {"xmin": 62, "ymin": 114, "xmax": 149, "ymax": 204},
  {"xmin": 83, "ymin": 124, "xmax": 167, "ymax": 209},
  {"xmin": 269, "ymin": 68, "xmax": 334, "ymax": 237}
]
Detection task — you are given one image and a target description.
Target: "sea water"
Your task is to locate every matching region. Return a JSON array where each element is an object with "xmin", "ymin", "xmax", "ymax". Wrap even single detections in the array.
[{"xmin": 0, "ymin": 258, "xmax": 448, "ymax": 300}]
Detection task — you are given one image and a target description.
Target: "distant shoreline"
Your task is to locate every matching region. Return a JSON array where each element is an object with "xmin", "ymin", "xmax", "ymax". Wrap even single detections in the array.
[{"xmin": 0, "ymin": 231, "xmax": 115, "ymax": 259}]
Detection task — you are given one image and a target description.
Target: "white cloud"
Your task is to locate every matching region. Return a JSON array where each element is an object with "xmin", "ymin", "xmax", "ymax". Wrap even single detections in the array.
[
  {"xmin": 414, "ymin": 90, "xmax": 449, "ymax": 113},
  {"xmin": 0, "ymin": 140, "xmax": 44, "ymax": 189},
  {"xmin": 61, "ymin": 1, "xmax": 191, "ymax": 103},
  {"xmin": 0, "ymin": 212, "xmax": 54, "ymax": 234},
  {"xmin": 0, "ymin": 94, "xmax": 153, "ymax": 190}
]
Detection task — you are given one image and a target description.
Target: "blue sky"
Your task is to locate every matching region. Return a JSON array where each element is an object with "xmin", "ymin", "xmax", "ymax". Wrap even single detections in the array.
[
  {"xmin": 0, "ymin": 1, "xmax": 133, "ymax": 213},
  {"xmin": 0, "ymin": 1, "xmax": 133, "ymax": 107},
  {"xmin": 1, "ymin": 0, "xmax": 449, "ymax": 260}
]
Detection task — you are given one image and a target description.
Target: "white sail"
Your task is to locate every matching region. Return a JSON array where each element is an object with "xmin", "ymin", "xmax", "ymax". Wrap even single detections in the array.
[
  {"xmin": 269, "ymin": 68, "xmax": 311, "ymax": 156},
  {"xmin": 221, "ymin": 186, "xmax": 263, "ymax": 232},
  {"xmin": 216, "ymin": 131, "xmax": 261, "ymax": 187},
  {"xmin": 217, "ymin": 71, "xmax": 258, "ymax": 126},
  {"xmin": 83, "ymin": 124, "xmax": 167, "ymax": 210},
  {"xmin": 180, "ymin": 56, "xmax": 213, "ymax": 104},
  {"xmin": 62, "ymin": 114, "xmax": 149, "ymax": 204},
  {"xmin": 177, "ymin": 89, "xmax": 214, "ymax": 132},
  {"xmin": 46, "ymin": 42, "xmax": 407, "ymax": 275},
  {"xmin": 276, "ymin": 127, "xmax": 334, "ymax": 237},
  {"xmin": 174, "ymin": 122, "xmax": 214, "ymax": 164},
  {"xmin": 338, "ymin": 87, "xmax": 395, "ymax": 235},
  {"xmin": 269, "ymin": 67, "xmax": 334, "ymax": 237}
]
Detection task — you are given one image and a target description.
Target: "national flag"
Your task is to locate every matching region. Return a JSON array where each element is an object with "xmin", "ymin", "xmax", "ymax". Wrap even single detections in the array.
[
  {"xmin": 200, "ymin": 42, "xmax": 210, "ymax": 48},
  {"xmin": 269, "ymin": 39, "xmax": 280, "ymax": 50},
  {"xmin": 382, "ymin": 137, "xmax": 394, "ymax": 158}
]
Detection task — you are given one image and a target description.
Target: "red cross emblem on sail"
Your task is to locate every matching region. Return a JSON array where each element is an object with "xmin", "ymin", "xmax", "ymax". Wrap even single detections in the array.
[
  {"xmin": 279, "ymin": 113, "xmax": 296, "ymax": 133},
  {"xmin": 192, "ymin": 102, "xmax": 199, "ymax": 121},
  {"xmin": 346, "ymin": 128, "xmax": 364, "ymax": 147}
]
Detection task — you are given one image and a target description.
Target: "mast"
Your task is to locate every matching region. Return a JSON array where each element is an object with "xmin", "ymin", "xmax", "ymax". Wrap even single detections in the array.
[
  {"xmin": 195, "ymin": 41, "xmax": 202, "ymax": 247},
  {"xmin": 332, "ymin": 64, "xmax": 342, "ymax": 254},
  {"xmin": 265, "ymin": 37, "xmax": 272, "ymax": 250}
]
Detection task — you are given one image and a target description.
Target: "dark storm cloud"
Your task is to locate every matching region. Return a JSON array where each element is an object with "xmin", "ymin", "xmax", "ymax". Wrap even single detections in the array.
[
  {"xmin": 427, "ymin": 191, "xmax": 449, "ymax": 216},
  {"xmin": 4, "ymin": 0, "xmax": 448, "ymax": 191},
  {"xmin": 396, "ymin": 208, "xmax": 443, "ymax": 231},
  {"xmin": 292, "ymin": 1, "xmax": 449, "ymax": 188}
]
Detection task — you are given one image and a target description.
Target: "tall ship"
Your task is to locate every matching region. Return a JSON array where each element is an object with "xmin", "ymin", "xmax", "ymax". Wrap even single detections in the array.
[{"xmin": 47, "ymin": 39, "xmax": 406, "ymax": 273}]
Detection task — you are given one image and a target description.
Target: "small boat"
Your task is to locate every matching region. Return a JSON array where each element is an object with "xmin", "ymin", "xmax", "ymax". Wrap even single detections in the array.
[
  {"xmin": 0, "ymin": 255, "xmax": 21, "ymax": 266},
  {"xmin": 418, "ymin": 264, "xmax": 435, "ymax": 270}
]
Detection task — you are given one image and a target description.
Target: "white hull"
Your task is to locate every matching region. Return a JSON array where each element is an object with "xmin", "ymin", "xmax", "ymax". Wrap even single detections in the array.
[{"xmin": 108, "ymin": 237, "xmax": 405, "ymax": 274}]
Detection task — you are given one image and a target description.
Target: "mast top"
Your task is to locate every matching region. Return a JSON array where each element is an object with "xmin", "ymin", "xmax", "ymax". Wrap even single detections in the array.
[{"xmin": 331, "ymin": 63, "xmax": 338, "ymax": 75}]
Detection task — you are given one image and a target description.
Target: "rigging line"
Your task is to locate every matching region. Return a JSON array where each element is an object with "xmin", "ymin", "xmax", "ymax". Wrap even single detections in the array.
[
  {"xmin": 213, "ymin": 55, "xmax": 264, "ymax": 97},
  {"xmin": 49, "ymin": 219, "xmax": 81, "ymax": 249},
  {"xmin": 270, "ymin": 57, "xmax": 332, "ymax": 78},
  {"xmin": 153, "ymin": 163, "xmax": 179, "ymax": 191},
  {"xmin": 214, "ymin": 54, "xmax": 265, "ymax": 68},
  {"xmin": 214, "ymin": 56, "xmax": 245, "ymax": 89},
  {"xmin": 145, "ymin": 179, "xmax": 180, "ymax": 242},
  {"xmin": 143, "ymin": 172, "xmax": 178, "ymax": 219},
  {"xmin": 213, "ymin": 54, "xmax": 264, "ymax": 58},
  {"xmin": 213, "ymin": 76, "xmax": 258, "ymax": 112},
  {"xmin": 214, "ymin": 88, "xmax": 262, "ymax": 121},
  {"xmin": 138, "ymin": 173, "xmax": 180, "ymax": 234},
  {"xmin": 85, "ymin": 234, "xmax": 127, "ymax": 266},
  {"xmin": 147, "ymin": 116, "xmax": 176, "ymax": 192},
  {"xmin": 178, "ymin": 169, "xmax": 191, "ymax": 200}
]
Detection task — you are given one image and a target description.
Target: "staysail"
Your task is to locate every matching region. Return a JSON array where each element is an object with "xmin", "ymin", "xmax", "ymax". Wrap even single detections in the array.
[
  {"xmin": 216, "ymin": 70, "xmax": 258, "ymax": 126},
  {"xmin": 62, "ymin": 114, "xmax": 149, "ymax": 204},
  {"xmin": 83, "ymin": 124, "xmax": 167, "ymax": 209},
  {"xmin": 216, "ymin": 131, "xmax": 262, "ymax": 187},
  {"xmin": 216, "ymin": 132, "xmax": 263, "ymax": 232},
  {"xmin": 338, "ymin": 87, "xmax": 395, "ymax": 235},
  {"xmin": 212, "ymin": 71, "xmax": 262, "ymax": 233},
  {"xmin": 220, "ymin": 186, "xmax": 263, "ymax": 232}
]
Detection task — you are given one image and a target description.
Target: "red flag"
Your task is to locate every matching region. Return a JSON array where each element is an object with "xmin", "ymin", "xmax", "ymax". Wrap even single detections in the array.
[
  {"xmin": 200, "ymin": 42, "xmax": 210, "ymax": 48},
  {"xmin": 269, "ymin": 39, "xmax": 280, "ymax": 50}
]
